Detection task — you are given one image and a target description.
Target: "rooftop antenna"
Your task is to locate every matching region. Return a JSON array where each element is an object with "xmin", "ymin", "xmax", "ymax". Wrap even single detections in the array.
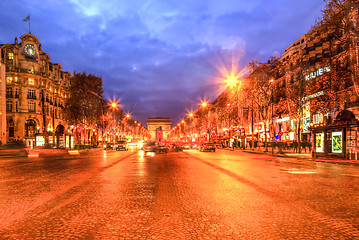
[{"xmin": 23, "ymin": 14, "xmax": 31, "ymax": 34}]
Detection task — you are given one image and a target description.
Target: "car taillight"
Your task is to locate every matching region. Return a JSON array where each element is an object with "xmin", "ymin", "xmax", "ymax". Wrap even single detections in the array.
[{"xmin": 151, "ymin": 145, "xmax": 156, "ymax": 148}]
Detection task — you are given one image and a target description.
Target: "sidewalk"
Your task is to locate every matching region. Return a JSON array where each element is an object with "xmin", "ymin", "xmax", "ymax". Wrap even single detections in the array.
[{"xmin": 221, "ymin": 147, "xmax": 359, "ymax": 166}]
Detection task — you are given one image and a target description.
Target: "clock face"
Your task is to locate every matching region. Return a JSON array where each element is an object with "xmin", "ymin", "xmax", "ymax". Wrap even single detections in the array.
[{"xmin": 24, "ymin": 44, "xmax": 36, "ymax": 56}]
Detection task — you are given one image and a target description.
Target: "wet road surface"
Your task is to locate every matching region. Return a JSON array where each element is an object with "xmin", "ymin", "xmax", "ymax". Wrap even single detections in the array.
[{"xmin": 0, "ymin": 149, "xmax": 358, "ymax": 239}]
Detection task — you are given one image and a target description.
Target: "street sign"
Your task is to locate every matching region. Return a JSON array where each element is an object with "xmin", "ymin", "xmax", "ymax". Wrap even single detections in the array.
[{"xmin": 278, "ymin": 131, "xmax": 283, "ymax": 136}]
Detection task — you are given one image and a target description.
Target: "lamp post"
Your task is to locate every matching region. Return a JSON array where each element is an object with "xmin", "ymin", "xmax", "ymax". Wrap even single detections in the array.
[
  {"xmin": 125, "ymin": 113, "xmax": 131, "ymax": 138},
  {"xmin": 188, "ymin": 112, "xmax": 194, "ymax": 140},
  {"xmin": 269, "ymin": 79, "xmax": 275, "ymax": 153},
  {"xmin": 110, "ymin": 100, "xmax": 119, "ymax": 142},
  {"xmin": 225, "ymin": 72, "xmax": 242, "ymax": 148},
  {"xmin": 201, "ymin": 100, "xmax": 210, "ymax": 142}
]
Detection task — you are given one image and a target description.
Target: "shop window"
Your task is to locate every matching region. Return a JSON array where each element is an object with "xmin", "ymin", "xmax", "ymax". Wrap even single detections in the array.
[
  {"xmin": 25, "ymin": 119, "xmax": 36, "ymax": 137},
  {"xmin": 8, "ymin": 53, "xmax": 13, "ymax": 60}
]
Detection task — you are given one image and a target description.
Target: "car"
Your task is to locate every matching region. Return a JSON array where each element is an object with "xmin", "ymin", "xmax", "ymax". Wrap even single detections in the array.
[
  {"xmin": 182, "ymin": 143, "xmax": 192, "ymax": 150},
  {"xmin": 157, "ymin": 144, "xmax": 169, "ymax": 154},
  {"xmin": 143, "ymin": 141, "xmax": 158, "ymax": 153},
  {"xmin": 115, "ymin": 140, "xmax": 128, "ymax": 151},
  {"xmin": 104, "ymin": 142, "xmax": 114, "ymax": 150},
  {"xmin": 0, "ymin": 143, "xmax": 28, "ymax": 157},
  {"xmin": 198, "ymin": 142, "xmax": 216, "ymax": 152},
  {"xmin": 170, "ymin": 143, "xmax": 183, "ymax": 152}
]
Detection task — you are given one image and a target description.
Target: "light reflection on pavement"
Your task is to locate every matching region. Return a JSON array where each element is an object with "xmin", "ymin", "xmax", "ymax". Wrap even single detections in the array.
[{"xmin": 0, "ymin": 148, "xmax": 358, "ymax": 239}]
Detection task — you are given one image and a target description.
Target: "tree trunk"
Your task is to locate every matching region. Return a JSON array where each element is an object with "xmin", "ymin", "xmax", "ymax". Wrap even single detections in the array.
[
  {"xmin": 264, "ymin": 121, "xmax": 268, "ymax": 152},
  {"xmin": 297, "ymin": 120, "xmax": 301, "ymax": 154}
]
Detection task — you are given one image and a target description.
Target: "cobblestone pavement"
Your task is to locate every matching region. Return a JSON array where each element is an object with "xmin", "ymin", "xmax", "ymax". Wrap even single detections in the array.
[{"xmin": 0, "ymin": 149, "xmax": 358, "ymax": 239}]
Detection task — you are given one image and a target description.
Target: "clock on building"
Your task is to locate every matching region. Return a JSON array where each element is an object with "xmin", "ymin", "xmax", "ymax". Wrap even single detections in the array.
[{"xmin": 22, "ymin": 44, "xmax": 38, "ymax": 59}]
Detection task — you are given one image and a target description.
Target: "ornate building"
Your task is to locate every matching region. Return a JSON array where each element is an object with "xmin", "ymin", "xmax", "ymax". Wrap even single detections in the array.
[
  {"xmin": 0, "ymin": 34, "xmax": 71, "ymax": 147},
  {"xmin": 147, "ymin": 118, "xmax": 171, "ymax": 141},
  {"xmin": 0, "ymin": 48, "xmax": 6, "ymax": 144}
]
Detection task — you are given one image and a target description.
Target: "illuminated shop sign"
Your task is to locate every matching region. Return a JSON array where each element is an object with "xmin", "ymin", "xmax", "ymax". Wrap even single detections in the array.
[
  {"xmin": 332, "ymin": 131, "xmax": 343, "ymax": 153},
  {"xmin": 36, "ymin": 136, "xmax": 45, "ymax": 146},
  {"xmin": 277, "ymin": 116, "xmax": 290, "ymax": 123},
  {"xmin": 315, "ymin": 133, "xmax": 324, "ymax": 153},
  {"xmin": 303, "ymin": 91, "xmax": 324, "ymax": 102},
  {"xmin": 311, "ymin": 113, "xmax": 324, "ymax": 127},
  {"xmin": 305, "ymin": 65, "xmax": 330, "ymax": 81}
]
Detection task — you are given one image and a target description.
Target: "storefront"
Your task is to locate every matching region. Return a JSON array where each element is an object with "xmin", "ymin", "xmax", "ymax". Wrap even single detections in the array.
[
  {"xmin": 35, "ymin": 133, "xmax": 74, "ymax": 149},
  {"xmin": 311, "ymin": 110, "xmax": 359, "ymax": 160}
]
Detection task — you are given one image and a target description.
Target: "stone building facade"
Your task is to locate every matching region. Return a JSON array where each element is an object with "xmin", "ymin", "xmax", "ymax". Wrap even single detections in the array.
[
  {"xmin": 147, "ymin": 118, "xmax": 171, "ymax": 141},
  {"xmin": 0, "ymin": 48, "xmax": 6, "ymax": 144},
  {"xmin": 0, "ymin": 34, "xmax": 71, "ymax": 147}
]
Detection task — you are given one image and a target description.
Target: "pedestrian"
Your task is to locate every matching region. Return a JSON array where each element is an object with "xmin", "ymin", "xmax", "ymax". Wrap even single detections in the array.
[{"xmin": 293, "ymin": 140, "xmax": 298, "ymax": 153}]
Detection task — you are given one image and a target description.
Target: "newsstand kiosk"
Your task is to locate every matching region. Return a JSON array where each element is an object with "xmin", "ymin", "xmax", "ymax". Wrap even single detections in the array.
[{"xmin": 311, "ymin": 110, "xmax": 359, "ymax": 160}]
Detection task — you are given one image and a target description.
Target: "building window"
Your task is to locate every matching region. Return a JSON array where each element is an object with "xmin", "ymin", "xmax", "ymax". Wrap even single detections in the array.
[
  {"xmin": 6, "ymin": 87, "xmax": 13, "ymax": 98},
  {"xmin": 28, "ymin": 78, "xmax": 35, "ymax": 85},
  {"xmin": 28, "ymin": 102, "xmax": 36, "ymax": 112},
  {"xmin": 25, "ymin": 119, "xmax": 36, "ymax": 137},
  {"xmin": 28, "ymin": 89, "xmax": 36, "ymax": 99},
  {"xmin": 28, "ymin": 65, "xmax": 34, "ymax": 74},
  {"xmin": 6, "ymin": 101, "xmax": 12, "ymax": 111},
  {"xmin": 8, "ymin": 53, "xmax": 13, "ymax": 60},
  {"xmin": 14, "ymin": 88, "xmax": 19, "ymax": 98},
  {"xmin": 6, "ymin": 77, "xmax": 13, "ymax": 84},
  {"xmin": 15, "ymin": 101, "xmax": 18, "ymax": 112},
  {"xmin": 14, "ymin": 77, "xmax": 18, "ymax": 82}
]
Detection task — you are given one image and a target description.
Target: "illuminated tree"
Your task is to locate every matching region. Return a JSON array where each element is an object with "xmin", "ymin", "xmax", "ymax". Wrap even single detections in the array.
[
  {"xmin": 310, "ymin": 0, "xmax": 358, "ymax": 97},
  {"xmin": 64, "ymin": 72, "xmax": 104, "ymax": 144},
  {"xmin": 245, "ymin": 60, "xmax": 275, "ymax": 151}
]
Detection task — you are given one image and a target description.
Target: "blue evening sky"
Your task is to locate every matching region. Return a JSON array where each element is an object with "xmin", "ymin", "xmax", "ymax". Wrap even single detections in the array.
[{"xmin": 0, "ymin": 0, "xmax": 325, "ymax": 125}]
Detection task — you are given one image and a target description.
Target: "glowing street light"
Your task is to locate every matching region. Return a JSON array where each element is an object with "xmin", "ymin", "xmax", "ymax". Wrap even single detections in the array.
[
  {"xmin": 225, "ymin": 72, "xmax": 240, "ymax": 89},
  {"xmin": 201, "ymin": 101, "xmax": 208, "ymax": 108}
]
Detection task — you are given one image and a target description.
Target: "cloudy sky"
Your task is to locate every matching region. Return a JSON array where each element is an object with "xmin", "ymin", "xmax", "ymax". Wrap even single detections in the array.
[{"xmin": 0, "ymin": 0, "xmax": 325, "ymax": 126}]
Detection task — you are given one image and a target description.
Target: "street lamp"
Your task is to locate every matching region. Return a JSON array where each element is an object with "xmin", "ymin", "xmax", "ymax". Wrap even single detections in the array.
[
  {"xmin": 224, "ymin": 72, "xmax": 242, "ymax": 146},
  {"xmin": 109, "ymin": 100, "xmax": 119, "ymax": 142},
  {"xmin": 269, "ymin": 79, "xmax": 275, "ymax": 153},
  {"xmin": 188, "ymin": 112, "xmax": 194, "ymax": 140},
  {"xmin": 200, "ymin": 100, "xmax": 210, "ymax": 141},
  {"xmin": 225, "ymin": 72, "xmax": 240, "ymax": 89}
]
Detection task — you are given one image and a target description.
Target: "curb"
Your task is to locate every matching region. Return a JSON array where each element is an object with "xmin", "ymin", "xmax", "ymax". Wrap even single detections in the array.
[{"xmin": 219, "ymin": 148, "xmax": 359, "ymax": 166}]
